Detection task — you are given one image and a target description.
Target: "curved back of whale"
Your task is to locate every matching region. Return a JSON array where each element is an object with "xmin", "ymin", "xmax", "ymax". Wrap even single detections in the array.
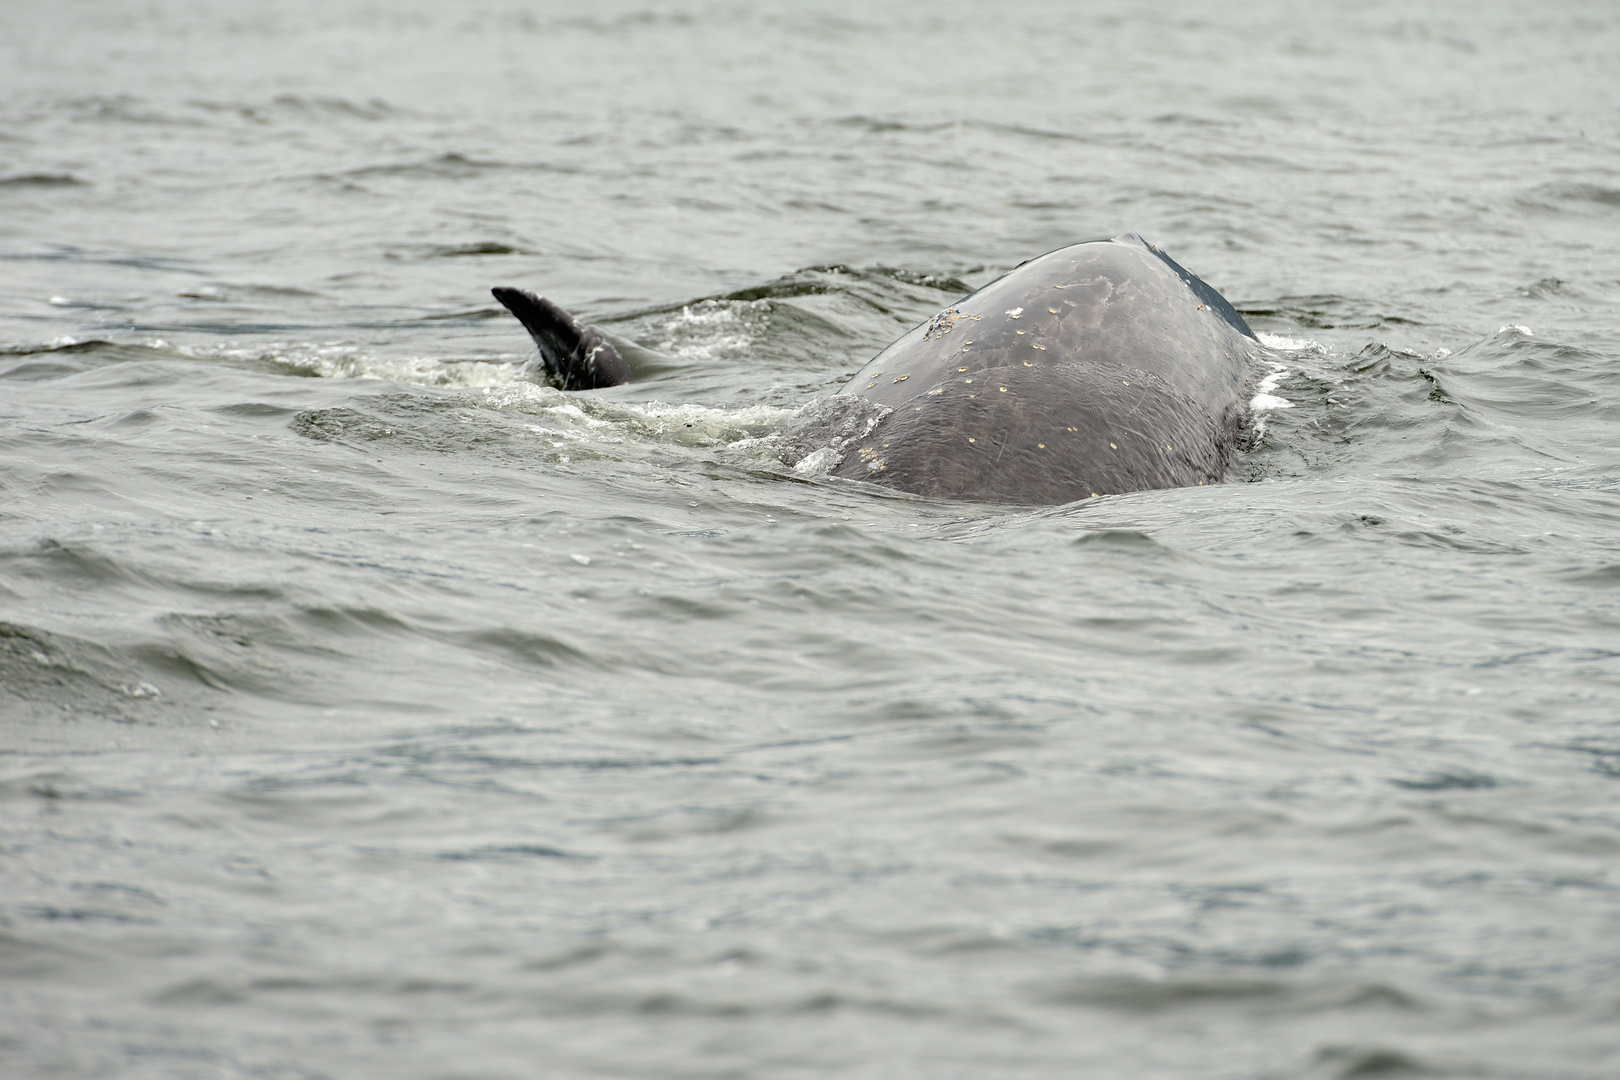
[{"xmin": 831, "ymin": 235, "xmax": 1256, "ymax": 505}]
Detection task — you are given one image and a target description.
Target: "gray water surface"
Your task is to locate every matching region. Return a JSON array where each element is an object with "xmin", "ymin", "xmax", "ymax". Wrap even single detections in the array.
[{"xmin": 4, "ymin": 2, "xmax": 1620, "ymax": 1078}]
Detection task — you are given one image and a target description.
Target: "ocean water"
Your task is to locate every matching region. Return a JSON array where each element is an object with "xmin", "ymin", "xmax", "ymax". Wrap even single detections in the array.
[{"xmin": 4, "ymin": 1, "xmax": 1620, "ymax": 1077}]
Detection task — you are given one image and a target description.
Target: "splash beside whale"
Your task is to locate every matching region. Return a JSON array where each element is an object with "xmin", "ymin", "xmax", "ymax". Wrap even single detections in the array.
[{"xmin": 493, "ymin": 233, "xmax": 1257, "ymax": 505}]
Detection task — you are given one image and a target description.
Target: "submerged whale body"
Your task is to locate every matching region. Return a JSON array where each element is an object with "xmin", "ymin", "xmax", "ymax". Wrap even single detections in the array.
[{"xmin": 493, "ymin": 233, "xmax": 1257, "ymax": 505}]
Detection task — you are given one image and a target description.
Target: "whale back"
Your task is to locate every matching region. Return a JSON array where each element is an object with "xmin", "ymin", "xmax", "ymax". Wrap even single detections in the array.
[{"xmin": 831, "ymin": 235, "xmax": 1255, "ymax": 504}]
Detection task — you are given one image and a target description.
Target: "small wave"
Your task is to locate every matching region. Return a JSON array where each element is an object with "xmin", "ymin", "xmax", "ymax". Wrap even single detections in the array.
[
  {"xmin": 267, "ymin": 94, "xmax": 396, "ymax": 121},
  {"xmin": 0, "ymin": 619, "xmax": 175, "ymax": 723},
  {"xmin": 48, "ymin": 94, "xmax": 196, "ymax": 126}
]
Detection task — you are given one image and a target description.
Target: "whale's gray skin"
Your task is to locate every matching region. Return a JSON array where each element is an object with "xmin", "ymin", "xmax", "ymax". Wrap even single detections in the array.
[
  {"xmin": 828, "ymin": 234, "xmax": 1256, "ymax": 504},
  {"xmin": 492, "ymin": 233, "xmax": 1256, "ymax": 505}
]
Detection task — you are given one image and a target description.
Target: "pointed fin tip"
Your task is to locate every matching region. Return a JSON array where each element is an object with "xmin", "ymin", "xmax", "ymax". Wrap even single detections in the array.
[{"xmin": 491, "ymin": 285, "xmax": 632, "ymax": 390}]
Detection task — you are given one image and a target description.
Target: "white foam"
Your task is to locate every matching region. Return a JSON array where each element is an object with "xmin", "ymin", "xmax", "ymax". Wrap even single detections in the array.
[
  {"xmin": 1256, "ymin": 331, "xmax": 1327, "ymax": 353},
  {"xmin": 656, "ymin": 300, "xmax": 761, "ymax": 361},
  {"xmin": 792, "ymin": 446, "xmax": 841, "ymax": 476},
  {"xmin": 1248, "ymin": 362, "xmax": 1293, "ymax": 435},
  {"xmin": 481, "ymin": 388, "xmax": 796, "ymax": 451},
  {"xmin": 180, "ymin": 341, "xmax": 530, "ymax": 387},
  {"xmin": 1498, "ymin": 324, "xmax": 1533, "ymax": 336}
]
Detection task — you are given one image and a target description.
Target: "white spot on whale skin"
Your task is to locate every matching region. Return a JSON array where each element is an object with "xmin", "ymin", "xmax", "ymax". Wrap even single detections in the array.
[{"xmin": 1005, "ymin": 307, "xmax": 1023, "ymax": 318}]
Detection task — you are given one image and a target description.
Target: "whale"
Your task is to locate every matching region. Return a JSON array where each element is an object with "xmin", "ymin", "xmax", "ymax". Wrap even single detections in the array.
[{"xmin": 492, "ymin": 233, "xmax": 1257, "ymax": 505}]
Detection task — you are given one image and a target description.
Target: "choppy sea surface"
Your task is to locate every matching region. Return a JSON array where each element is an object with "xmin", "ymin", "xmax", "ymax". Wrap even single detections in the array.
[{"xmin": 4, "ymin": 2, "xmax": 1620, "ymax": 1077}]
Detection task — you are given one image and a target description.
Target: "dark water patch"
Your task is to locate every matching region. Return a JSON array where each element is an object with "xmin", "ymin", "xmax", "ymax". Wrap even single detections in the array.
[
  {"xmin": 1149, "ymin": 112, "xmax": 1240, "ymax": 129},
  {"xmin": 1313, "ymin": 1045, "xmax": 1434, "ymax": 1079},
  {"xmin": 268, "ymin": 93, "xmax": 397, "ymax": 121},
  {"xmin": 1519, "ymin": 276, "xmax": 1576, "ymax": 301},
  {"xmin": 0, "ymin": 173, "xmax": 88, "ymax": 189},
  {"xmin": 3, "ymin": 772, "xmax": 144, "ymax": 805},
  {"xmin": 1559, "ymin": 564, "xmax": 1620, "ymax": 587},
  {"xmin": 0, "ymin": 245, "xmax": 202, "ymax": 275},
  {"xmin": 1390, "ymin": 770, "xmax": 1499, "ymax": 791},
  {"xmin": 383, "ymin": 745, "xmax": 729, "ymax": 777},
  {"xmin": 419, "ymin": 305, "xmax": 508, "ymax": 322},
  {"xmin": 971, "ymin": 119, "xmax": 1133, "ymax": 147},
  {"xmin": 49, "ymin": 94, "xmax": 198, "ymax": 127},
  {"xmin": 341, "ymin": 152, "xmax": 553, "ymax": 182},
  {"xmin": 210, "ymin": 401, "xmax": 302, "ymax": 419},
  {"xmin": 0, "ymin": 338, "xmax": 123, "ymax": 357},
  {"xmin": 236, "ymin": 283, "xmax": 322, "ymax": 299},
  {"xmin": 1238, "ymin": 294, "xmax": 1400, "ymax": 331},
  {"xmin": 1562, "ymin": 742, "xmax": 1620, "ymax": 779},
  {"xmin": 396, "ymin": 241, "xmax": 541, "ymax": 259},
  {"xmin": 1034, "ymin": 974, "xmax": 1292, "ymax": 1010},
  {"xmin": 151, "ymin": 977, "xmax": 250, "ymax": 1006},
  {"xmin": 1516, "ymin": 181, "xmax": 1620, "ymax": 214},
  {"xmin": 70, "ymin": 882, "xmax": 165, "ymax": 905},
  {"xmin": 833, "ymin": 115, "xmax": 956, "ymax": 136},
  {"xmin": 436, "ymin": 843, "xmax": 584, "ymax": 862},
  {"xmin": 551, "ymin": 10, "xmax": 699, "ymax": 34},
  {"xmin": 13, "ymin": 905, "xmax": 153, "ymax": 926}
]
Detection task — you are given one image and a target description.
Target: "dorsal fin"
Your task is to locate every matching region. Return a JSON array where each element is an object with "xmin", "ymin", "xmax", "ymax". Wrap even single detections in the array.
[{"xmin": 491, "ymin": 287, "xmax": 632, "ymax": 390}]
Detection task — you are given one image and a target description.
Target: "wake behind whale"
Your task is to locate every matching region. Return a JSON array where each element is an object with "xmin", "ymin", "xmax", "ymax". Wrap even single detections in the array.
[{"xmin": 493, "ymin": 234, "xmax": 1258, "ymax": 505}]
